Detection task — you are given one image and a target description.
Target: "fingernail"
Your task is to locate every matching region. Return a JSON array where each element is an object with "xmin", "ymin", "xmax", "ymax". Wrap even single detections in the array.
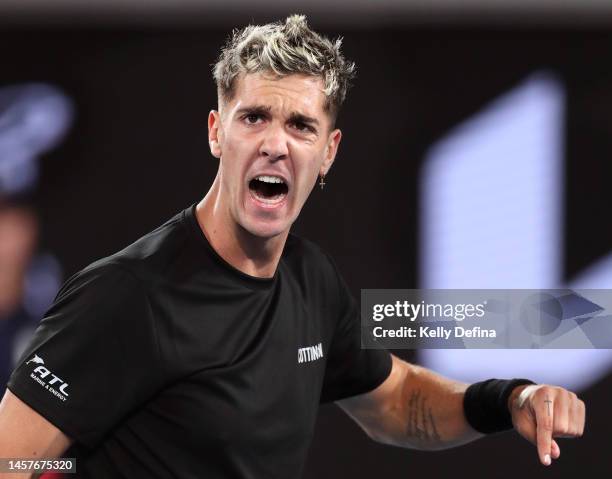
[{"xmin": 544, "ymin": 454, "xmax": 551, "ymax": 466}]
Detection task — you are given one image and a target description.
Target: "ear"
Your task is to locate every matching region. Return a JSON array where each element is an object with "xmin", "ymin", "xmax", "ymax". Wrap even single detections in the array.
[
  {"xmin": 208, "ymin": 110, "xmax": 222, "ymax": 158},
  {"xmin": 319, "ymin": 129, "xmax": 342, "ymax": 177}
]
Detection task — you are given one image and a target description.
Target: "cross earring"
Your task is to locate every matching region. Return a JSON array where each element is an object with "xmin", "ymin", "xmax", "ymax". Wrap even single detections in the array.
[{"xmin": 319, "ymin": 174, "xmax": 326, "ymax": 190}]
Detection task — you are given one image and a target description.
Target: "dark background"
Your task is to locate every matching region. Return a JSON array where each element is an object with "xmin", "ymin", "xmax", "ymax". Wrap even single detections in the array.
[{"xmin": 2, "ymin": 16, "xmax": 612, "ymax": 478}]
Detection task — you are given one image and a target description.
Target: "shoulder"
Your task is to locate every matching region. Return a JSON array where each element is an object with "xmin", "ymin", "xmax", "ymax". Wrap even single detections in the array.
[
  {"xmin": 109, "ymin": 208, "xmax": 190, "ymax": 281},
  {"xmin": 282, "ymin": 234, "xmax": 344, "ymax": 296},
  {"xmin": 63, "ymin": 208, "xmax": 191, "ymax": 296},
  {"xmin": 283, "ymin": 234, "xmax": 337, "ymax": 275},
  {"xmin": 53, "ymin": 259, "xmax": 143, "ymax": 309}
]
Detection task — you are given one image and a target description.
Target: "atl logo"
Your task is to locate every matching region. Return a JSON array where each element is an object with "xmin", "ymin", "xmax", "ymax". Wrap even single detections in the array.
[{"xmin": 27, "ymin": 354, "xmax": 70, "ymax": 397}]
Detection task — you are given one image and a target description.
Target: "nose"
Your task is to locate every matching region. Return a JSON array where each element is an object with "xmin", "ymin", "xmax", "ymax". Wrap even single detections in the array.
[{"xmin": 259, "ymin": 123, "xmax": 289, "ymax": 161}]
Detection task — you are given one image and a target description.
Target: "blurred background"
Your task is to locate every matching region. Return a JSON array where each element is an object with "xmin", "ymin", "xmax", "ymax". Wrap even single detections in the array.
[{"xmin": 1, "ymin": 0, "xmax": 612, "ymax": 477}]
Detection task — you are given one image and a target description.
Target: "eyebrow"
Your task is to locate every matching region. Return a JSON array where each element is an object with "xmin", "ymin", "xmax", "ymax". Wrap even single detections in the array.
[
  {"xmin": 287, "ymin": 112, "xmax": 319, "ymax": 129},
  {"xmin": 235, "ymin": 105, "xmax": 272, "ymax": 117},
  {"xmin": 236, "ymin": 105, "xmax": 320, "ymax": 128}
]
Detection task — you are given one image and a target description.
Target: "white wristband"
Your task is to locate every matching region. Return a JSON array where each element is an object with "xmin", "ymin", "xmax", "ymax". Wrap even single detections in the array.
[{"xmin": 517, "ymin": 384, "xmax": 543, "ymax": 408}]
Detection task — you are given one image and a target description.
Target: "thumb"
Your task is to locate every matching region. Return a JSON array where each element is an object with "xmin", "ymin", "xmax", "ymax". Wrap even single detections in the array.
[
  {"xmin": 551, "ymin": 439, "xmax": 561, "ymax": 459},
  {"xmin": 515, "ymin": 413, "xmax": 558, "ymax": 464}
]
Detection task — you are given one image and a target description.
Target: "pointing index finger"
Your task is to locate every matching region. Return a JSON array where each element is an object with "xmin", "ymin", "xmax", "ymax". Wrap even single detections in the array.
[{"xmin": 536, "ymin": 394, "xmax": 555, "ymax": 466}]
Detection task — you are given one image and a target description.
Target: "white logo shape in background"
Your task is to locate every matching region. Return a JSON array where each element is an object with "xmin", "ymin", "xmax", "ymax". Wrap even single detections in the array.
[{"xmin": 419, "ymin": 72, "xmax": 612, "ymax": 391}]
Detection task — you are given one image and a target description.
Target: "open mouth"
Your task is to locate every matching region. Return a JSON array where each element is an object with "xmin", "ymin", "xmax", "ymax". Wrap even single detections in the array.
[{"xmin": 248, "ymin": 175, "xmax": 289, "ymax": 204}]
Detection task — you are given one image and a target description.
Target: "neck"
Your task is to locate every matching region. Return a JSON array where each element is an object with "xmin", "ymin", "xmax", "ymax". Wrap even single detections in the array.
[{"xmin": 195, "ymin": 177, "xmax": 288, "ymax": 279}]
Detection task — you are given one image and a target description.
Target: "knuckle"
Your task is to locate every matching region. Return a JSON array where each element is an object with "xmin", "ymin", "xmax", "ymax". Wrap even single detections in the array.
[{"xmin": 541, "ymin": 421, "xmax": 554, "ymax": 432}]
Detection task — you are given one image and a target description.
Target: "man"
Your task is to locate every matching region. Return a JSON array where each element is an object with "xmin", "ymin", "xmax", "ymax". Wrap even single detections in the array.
[
  {"xmin": 0, "ymin": 15, "xmax": 584, "ymax": 478},
  {"xmin": 0, "ymin": 201, "xmax": 39, "ymax": 390},
  {"xmin": 0, "ymin": 83, "xmax": 71, "ymax": 391}
]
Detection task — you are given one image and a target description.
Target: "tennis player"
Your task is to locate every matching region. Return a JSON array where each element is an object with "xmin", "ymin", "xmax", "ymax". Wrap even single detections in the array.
[{"xmin": 0, "ymin": 15, "xmax": 584, "ymax": 478}]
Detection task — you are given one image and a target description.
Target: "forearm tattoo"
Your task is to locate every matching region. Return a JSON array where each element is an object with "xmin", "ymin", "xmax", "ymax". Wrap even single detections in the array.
[{"xmin": 406, "ymin": 390, "xmax": 441, "ymax": 445}]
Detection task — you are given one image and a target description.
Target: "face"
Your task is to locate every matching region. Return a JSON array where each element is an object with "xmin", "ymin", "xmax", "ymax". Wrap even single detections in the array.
[
  {"xmin": 0, "ymin": 206, "xmax": 37, "ymax": 286},
  {"xmin": 208, "ymin": 72, "xmax": 341, "ymax": 239}
]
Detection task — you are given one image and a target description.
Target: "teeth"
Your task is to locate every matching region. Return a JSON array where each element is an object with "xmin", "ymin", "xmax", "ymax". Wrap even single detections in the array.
[{"xmin": 255, "ymin": 175, "xmax": 284, "ymax": 184}]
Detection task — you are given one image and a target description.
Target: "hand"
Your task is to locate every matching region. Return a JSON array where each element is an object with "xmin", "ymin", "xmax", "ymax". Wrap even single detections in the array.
[{"xmin": 509, "ymin": 384, "xmax": 585, "ymax": 466}]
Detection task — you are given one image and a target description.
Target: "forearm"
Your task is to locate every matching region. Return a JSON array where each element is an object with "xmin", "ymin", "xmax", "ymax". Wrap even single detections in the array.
[
  {"xmin": 382, "ymin": 359, "xmax": 483, "ymax": 450},
  {"xmin": 339, "ymin": 356, "xmax": 484, "ymax": 451},
  {"xmin": 341, "ymin": 355, "xmax": 584, "ymax": 464}
]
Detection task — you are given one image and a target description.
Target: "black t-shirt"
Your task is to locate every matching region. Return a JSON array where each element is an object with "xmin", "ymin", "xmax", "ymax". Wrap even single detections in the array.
[{"xmin": 8, "ymin": 204, "xmax": 391, "ymax": 479}]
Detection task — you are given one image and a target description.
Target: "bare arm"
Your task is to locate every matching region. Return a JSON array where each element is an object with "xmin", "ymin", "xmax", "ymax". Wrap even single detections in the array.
[
  {"xmin": 337, "ymin": 354, "xmax": 482, "ymax": 451},
  {"xmin": 338, "ymin": 354, "xmax": 585, "ymax": 466},
  {"xmin": 0, "ymin": 389, "xmax": 72, "ymax": 478}
]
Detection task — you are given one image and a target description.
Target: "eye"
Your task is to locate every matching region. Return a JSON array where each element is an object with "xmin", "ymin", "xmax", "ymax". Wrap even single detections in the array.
[
  {"xmin": 292, "ymin": 121, "xmax": 314, "ymax": 133},
  {"xmin": 244, "ymin": 113, "xmax": 263, "ymax": 125}
]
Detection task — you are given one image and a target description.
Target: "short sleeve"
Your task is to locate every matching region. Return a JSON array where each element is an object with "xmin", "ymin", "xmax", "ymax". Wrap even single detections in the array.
[
  {"xmin": 7, "ymin": 262, "xmax": 163, "ymax": 448},
  {"xmin": 320, "ymin": 261, "xmax": 392, "ymax": 403}
]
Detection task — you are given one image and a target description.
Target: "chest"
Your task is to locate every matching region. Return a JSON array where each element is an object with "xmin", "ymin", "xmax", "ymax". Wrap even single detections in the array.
[{"xmin": 142, "ymin": 272, "xmax": 334, "ymax": 453}]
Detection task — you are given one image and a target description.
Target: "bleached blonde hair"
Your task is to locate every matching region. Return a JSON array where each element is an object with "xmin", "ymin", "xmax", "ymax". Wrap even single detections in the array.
[{"xmin": 213, "ymin": 14, "xmax": 356, "ymax": 121}]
